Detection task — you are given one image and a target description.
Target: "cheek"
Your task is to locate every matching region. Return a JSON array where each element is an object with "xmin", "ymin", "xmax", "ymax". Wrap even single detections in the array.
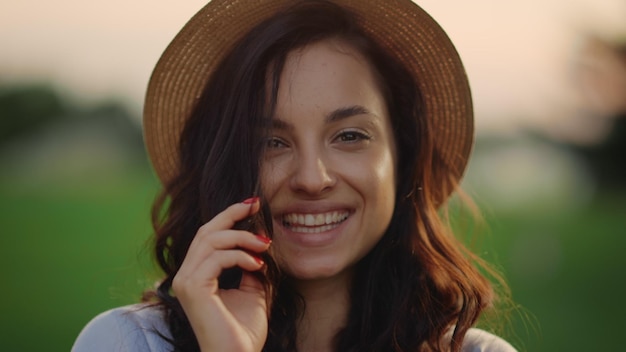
[
  {"xmin": 362, "ymin": 148, "xmax": 396, "ymax": 192},
  {"xmin": 366, "ymin": 149, "xmax": 397, "ymax": 219},
  {"xmin": 340, "ymin": 149, "xmax": 396, "ymax": 223}
]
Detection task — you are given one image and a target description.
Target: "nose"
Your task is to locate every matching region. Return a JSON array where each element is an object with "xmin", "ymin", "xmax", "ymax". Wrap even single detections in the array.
[{"xmin": 289, "ymin": 148, "xmax": 336, "ymax": 195}]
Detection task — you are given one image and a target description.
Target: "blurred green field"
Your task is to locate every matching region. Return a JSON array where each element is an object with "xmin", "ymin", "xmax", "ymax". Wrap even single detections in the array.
[
  {"xmin": 0, "ymin": 167, "xmax": 160, "ymax": 351},
  {"xmin": 0, "ymin": 165, "xmax": 624, "ymax": 351},
  {"xmin": 481, "ymin": 192, "xmax": 626, "ymax": 351}
]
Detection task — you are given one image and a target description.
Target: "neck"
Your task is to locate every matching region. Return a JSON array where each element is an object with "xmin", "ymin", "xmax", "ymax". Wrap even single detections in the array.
[{"xmin": 293, "ymin": 271, "xmax": 352, "ymax": 352}]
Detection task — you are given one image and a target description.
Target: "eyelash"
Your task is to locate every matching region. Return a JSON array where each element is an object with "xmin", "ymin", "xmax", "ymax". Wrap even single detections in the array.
[
  {"xmin": 266, "ymin": 137, "xmax": 287, "ymax": 149},
  {"xmin": 335, "ymin": 130, "xmax": 371, "ymax": 143},
  {"xmin": 265, "ymin": 130, "xmax": 371, "ymax": 149}
]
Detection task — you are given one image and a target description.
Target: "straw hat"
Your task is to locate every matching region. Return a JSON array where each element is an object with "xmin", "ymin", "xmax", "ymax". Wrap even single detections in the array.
[{"xmin": 143, "ymin": 0, "xmax": 474, "ymax": 196}]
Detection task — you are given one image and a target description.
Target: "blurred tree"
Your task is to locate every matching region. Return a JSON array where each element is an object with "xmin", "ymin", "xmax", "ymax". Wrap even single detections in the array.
[
  {"xmin": 573, "ymin": 112, "xmax": 626, "ymax": 191},
  {"xmin": 87, "ymin": 99, "xmax": 145, "ymax": 153},
  {"xmin": 569, "ymin": 39, "xmax": 626, "ymax": 191},
  {"xmin": 0, "ymin": 84, "xmax": 70, "ymax": 145},
  {"xmin": 0, "ymin": 83, "xmax": 144, "ymax": 154},
  {"xmin": 0, "ymin": 83, "xmax": 148, "ymax": 184}
]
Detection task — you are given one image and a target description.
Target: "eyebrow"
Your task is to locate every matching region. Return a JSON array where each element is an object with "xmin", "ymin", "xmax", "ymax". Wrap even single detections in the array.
[
  {"xmin": 327, "ymin": 105, "xmax": 372, "ymax": 123},
  {"xmin": 271, "ymin": 105, "xmax": 374, "ymax": 129}
]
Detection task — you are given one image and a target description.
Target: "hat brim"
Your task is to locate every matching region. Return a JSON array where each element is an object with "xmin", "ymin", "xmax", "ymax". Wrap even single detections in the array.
[{"xmin": 143, "ymin": 0, "xmax": 474, "ymax": 199}]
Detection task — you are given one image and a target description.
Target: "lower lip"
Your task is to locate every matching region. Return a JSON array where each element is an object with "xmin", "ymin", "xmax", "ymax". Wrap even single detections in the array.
[{"xmin": 278, "ymin": 217, "xmax": 349, "ymax": 247}]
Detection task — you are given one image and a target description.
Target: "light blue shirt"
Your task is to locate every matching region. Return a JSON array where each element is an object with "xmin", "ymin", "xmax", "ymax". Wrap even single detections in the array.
[{"xmin": 72, "ymin": 304, "xmax": 517, "ymax": 351}]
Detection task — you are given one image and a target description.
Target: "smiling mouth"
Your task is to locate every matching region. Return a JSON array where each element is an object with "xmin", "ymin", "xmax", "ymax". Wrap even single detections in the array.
[{"xmin": 281, "ymin": 211, "xmax": 349, "ymax": 233}]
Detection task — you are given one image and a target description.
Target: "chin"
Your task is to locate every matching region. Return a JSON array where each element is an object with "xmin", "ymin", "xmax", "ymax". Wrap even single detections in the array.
[{"xmin": 281, "ymin": 257, "xmax": 352, "ymax": 282}]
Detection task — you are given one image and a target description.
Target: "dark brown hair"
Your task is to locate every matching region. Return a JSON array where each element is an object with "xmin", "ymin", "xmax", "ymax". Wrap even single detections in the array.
[{"xmin": 147, "ymin": 1, "xmax": 501, "ymax": 351}]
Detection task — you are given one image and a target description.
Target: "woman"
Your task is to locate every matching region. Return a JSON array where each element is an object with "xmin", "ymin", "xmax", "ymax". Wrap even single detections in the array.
[{"xmin": 73, "ymin": 0, "xmax": 516, "ymax": 351}]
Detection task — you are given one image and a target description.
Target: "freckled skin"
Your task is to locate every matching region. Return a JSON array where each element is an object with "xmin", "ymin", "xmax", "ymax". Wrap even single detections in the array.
[{"xmin": 261, "ymin": 39, "xmax": 397, "ymax": 282}]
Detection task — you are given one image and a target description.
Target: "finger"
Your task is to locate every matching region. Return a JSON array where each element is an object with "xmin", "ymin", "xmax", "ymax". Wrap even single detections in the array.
[
  {"xmin": 184, "ymin": 230, "xmax": 271, "ymax": 269},
  {"xmin": 173, "ymin": 250, "xmax": 264, "ymax": 295},
  {"xmin": 196, "ymin": 229, "xmax": 270, "ymax": 252},
  {"xmin": 187, "ymin": 249, "xmax": 264, "ymax": 283},
  {"xmin": 179, "ymin": 198, "xmax": 265, "ymax": 280},
  {"xmin": 198, "ymin": 198, "xmax": 261, "ymax": 234}
]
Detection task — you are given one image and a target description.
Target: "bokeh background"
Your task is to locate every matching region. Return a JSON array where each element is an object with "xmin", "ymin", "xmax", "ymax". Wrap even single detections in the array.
[{"xmin": 1, "ymin": 0, "xmax": 625, "ymax": 351}]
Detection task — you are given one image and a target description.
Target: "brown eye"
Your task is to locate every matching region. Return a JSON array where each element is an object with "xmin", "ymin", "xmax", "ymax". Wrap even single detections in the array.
[
  {"xmin": 266, "ymin": 137, "xmax": 288, "ymax": 149},
  {"xmin": 337, "ymin": 130, "xmax": 371, "ymax": 143}
]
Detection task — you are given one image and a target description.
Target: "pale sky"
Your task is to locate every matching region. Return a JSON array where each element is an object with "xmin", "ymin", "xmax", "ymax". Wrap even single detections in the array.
[{"xmin": 1, "ymin": 0, "xmax": 625, "ymax": 141}]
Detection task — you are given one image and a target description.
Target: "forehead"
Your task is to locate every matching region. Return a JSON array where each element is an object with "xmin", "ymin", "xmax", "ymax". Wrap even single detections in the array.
[
  {"xmin": 274, "ymin": 38, "xmax": 387, "ymax": 121},
  {"xmin": 280, "ymin": 38, "xmax": 376, "ymax": 89}
]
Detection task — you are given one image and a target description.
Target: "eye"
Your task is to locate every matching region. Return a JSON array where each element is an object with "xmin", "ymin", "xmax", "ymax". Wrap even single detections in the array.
[
  {"xmin": 335, "ymin": 130, "xmax": 371, "ymax": 143},
  {"xmin": 266, "ymin": 137, "xmax": 288, "ymax": 149}
]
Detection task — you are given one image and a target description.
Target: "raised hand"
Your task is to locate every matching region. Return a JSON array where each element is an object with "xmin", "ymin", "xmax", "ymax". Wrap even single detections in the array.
[{"xmin": 172, "ymin": 197, "xmax": 271, "ymax": 352}]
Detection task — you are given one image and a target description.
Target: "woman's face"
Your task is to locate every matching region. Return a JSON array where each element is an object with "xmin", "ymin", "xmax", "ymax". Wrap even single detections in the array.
[{"xmin": 261, "ymin": 39, "xmax": 397, "ymax": 281}]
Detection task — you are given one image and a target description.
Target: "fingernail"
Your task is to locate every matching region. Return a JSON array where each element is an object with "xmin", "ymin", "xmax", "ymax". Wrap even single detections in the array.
[
  {"xmin": 242, "ymin": 197, "xmax": 259, "ymax": 204},
  {"xmin": 256, "ymin": 234, "xmax": 272, "ymax": 244},
  {"xmin": 253, "ymin": 255, "xmax": 265, "ymax": 266}
]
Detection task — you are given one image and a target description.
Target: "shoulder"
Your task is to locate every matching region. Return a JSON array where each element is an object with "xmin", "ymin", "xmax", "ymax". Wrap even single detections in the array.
[
  {"xmin": 461, "ymin": 328, "xmax": 517, "ymax": 352},
  {"xmin": 72, "ymin": 303, "xmax": 173, "ymax": 352}
]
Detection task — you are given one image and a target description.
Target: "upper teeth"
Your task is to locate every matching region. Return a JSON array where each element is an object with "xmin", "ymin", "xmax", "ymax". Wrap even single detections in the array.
[{"xmin": 283, "ymin": 211, "xmax": 349, "ymax": 226}]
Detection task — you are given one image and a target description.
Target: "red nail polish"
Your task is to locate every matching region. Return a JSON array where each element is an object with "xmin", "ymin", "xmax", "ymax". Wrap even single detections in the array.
[
  {"xmin": 253, "ymin": 255, "xmax": 265, "ymax": 266},
  {"xmin": 242, "ymin": 197, "xmax": 259, "ymax": 204},
  {"xmin": 256, "ymin": 235, "xmax": 272, "ymax": 244}
]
